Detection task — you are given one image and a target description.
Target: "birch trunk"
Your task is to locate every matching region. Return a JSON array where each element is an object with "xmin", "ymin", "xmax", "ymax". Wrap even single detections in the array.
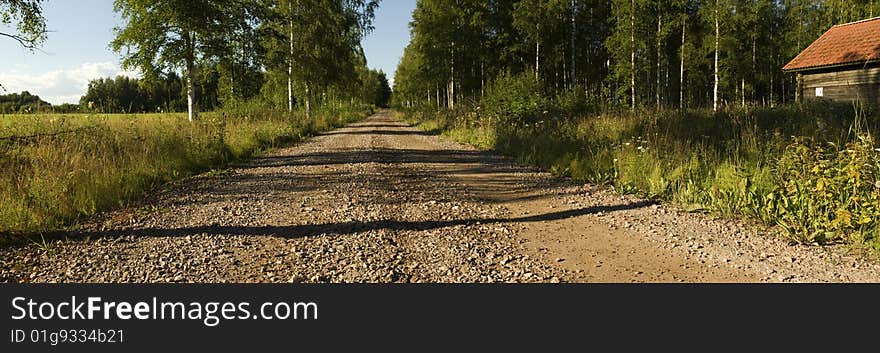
[
  {"xmin": 680, "ymin": 14, "xmax": 685, "ymax": 109},
  {"xmin": 769, "ymin": 64, "xmax": 774, "ymax": 107},
  {"xmin": 185, "ymin": 31, "xmax": 198, "ymax": 122},
  {"xmin": 713, "ymin": 3, "xmax": 719, "ymax": 112},
  {"xmin": 449, "ymin": 41, "xmax": 456, "ymax": 109},
  {"xmin": 305, "ymin": 83, "xmax": 311, "ymax": 119},
  {"xmin": 480, "ymin": 61, "xmax": 485, "ymax": 98},
  {"xmin": 535, "ymin": 39, "xmax": 540, "ymax": 81},
  {"xmin": 287, "ymin": 19, "xmax": 294, "ymax": 113},
  {"xmin": 630, "ymin": 0, "xmax": 636, "ymax": 110}
]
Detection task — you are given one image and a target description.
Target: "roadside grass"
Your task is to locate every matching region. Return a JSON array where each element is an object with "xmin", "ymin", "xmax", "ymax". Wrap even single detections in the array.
[
  {"xmin": 398, "ymin": 74, "xmax": 880, "ymax": 253},
  {"xmin": 0, "ymin": 104, "xmax": 372, "ymax": 237}
]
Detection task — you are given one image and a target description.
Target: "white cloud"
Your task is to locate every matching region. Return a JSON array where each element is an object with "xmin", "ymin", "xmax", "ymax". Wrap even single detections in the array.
[{"xmin": 0, "ymin": 61, "xmax": 140, "ymax": 105}]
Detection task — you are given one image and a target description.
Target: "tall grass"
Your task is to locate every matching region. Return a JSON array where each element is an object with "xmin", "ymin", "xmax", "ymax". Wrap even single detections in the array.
[
  {"xmin": 0, "ymin": 104, "xmax": 372, "ymax": 234},
  {"xmin": 400, "ymin": 72, "xmax": 880, "ymax": 251}
]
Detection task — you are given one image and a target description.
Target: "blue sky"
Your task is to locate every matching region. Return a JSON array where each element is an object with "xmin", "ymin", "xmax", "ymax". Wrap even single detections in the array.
[{"xmin": 0, "ymin": 0, "xmax": 416, "ymax": 105}]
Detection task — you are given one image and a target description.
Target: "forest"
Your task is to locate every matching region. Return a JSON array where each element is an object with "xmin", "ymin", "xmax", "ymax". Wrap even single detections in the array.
[
  {"xmin": 395, "ymin": 0, "xmax": 880, "ymax": 251},
  {"xmin": 393, "ymin": 0, "xmax": 879, "ymax": 110}
]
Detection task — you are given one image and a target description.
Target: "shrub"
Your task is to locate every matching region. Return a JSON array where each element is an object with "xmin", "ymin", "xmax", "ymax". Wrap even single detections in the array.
[
  {"xmin": 773, "ymin": 136, "xmax": 880, "ymax": 247},
  {"xmin": 481, "ymin": 72, "xmax": 551, "ymax": 128}
]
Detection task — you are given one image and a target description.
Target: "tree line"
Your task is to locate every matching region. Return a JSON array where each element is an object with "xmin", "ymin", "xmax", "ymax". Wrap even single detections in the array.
[
  {"xmin": 109, "ymin": 0, "xmax": 390, "ymax": 120},
  {"xmin": 393, "ymin": 0, "xmax": 880, "ymax": 111}
]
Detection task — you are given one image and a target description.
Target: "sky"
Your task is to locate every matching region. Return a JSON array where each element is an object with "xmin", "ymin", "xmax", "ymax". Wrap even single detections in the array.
[{"xmin": 0, "ymin": 0, "xmax": 416, "ymax": 105}]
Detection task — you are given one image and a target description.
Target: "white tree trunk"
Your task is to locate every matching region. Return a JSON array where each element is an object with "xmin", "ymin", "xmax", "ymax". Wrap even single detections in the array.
[
  {"xmin": 186, "ymin": 32, "xmax": 198, "ymax": 122},
  {"xmin": 535, "ymin": 39, "xmax": 541, "ymax": 81},
  {"xmin": 630, "ymin": 0, "xmax": 636, "ymax": 110},
  {"xmin": 769, "ymin": 65, "xmax": 774, "ymax": 107},
  {"xmin": 305, "ymin": 84, "xmax": 311, "ymax": 119},
  {"xmin": 713, "ymin": 3, "xmax": 719, "ymax": 112},
  {"xmin": 480, "ymin": 61, "xmax": 485, "ymax": 98},
  {"xmin": 288, "ymin": 19, "xmax": 293, "ymax": 113},
  {"xmin": 680, "ymin": 14, "xmax": 685, "ymax": 109},
  {"xmin": 449, "ymin": 41, "xmax": 456, "ymax": 109}
]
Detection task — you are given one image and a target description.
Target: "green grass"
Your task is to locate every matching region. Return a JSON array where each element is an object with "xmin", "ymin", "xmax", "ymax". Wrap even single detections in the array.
[
  {"xmin": 0, "ymin": 105, "xmax": 372, "ymax": 235},
  {"xmin": 398, "ymin": 79, "xmax": 880, "ymax": 252}
]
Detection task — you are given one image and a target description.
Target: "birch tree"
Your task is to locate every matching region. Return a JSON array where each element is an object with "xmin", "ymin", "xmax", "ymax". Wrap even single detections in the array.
[
  {"xmin": 262, "ymin": 0, "xmax": 377, "ymax": 118},
  {"xmin": 513, "ymin": 0, "xmax": 547, "ymax": 81},
  {"xmin": 112, "ymin": 0, "xmax": 242, "ymax": 121}
]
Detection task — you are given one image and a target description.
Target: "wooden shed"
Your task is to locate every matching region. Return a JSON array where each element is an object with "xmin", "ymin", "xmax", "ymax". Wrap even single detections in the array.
[{"xmin": 783, "ymin": 17, "xmax": 880, "ymax": 105}]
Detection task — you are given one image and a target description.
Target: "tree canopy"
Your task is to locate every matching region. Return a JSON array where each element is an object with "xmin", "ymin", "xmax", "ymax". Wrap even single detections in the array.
[{"xmin": 0, "ymin": 0, "xmax": 47, "ymax": 49}]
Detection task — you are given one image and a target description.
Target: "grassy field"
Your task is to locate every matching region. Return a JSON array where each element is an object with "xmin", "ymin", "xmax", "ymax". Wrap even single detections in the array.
[
  {"xmin": 399, "ymin": 77, "xmax": 880, "ymax": 253},
  {"xmin": 0, "ymin": 105, "xmax": 372, "ymax": 235}
]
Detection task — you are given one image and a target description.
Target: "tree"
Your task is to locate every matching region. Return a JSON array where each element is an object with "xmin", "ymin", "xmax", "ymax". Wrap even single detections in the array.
[
  {"xmin": 261, "ymin": 0, "xmax": 378, "ymax": 117},
  {"xmin": 0, "ymin": 0, "xmax": 46, "ymax": 49},
  {"xmin": 1, "ymin": 0, "xmax": 47, "ymax": 91},
  {"xmin": 111, "ymin": 0, "xmax": 253, "ymax": 121}
]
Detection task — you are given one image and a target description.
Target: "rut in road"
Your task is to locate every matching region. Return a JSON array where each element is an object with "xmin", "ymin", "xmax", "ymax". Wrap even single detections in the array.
[{"xmin": 3, "ymin": 111, "xmax": 880, "ymax": 283}]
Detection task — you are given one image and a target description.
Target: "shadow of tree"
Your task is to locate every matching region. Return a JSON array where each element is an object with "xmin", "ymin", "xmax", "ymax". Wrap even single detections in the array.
[{"xmin": 63, "ymin": 200, "xmax": 655, "ymax": 240}]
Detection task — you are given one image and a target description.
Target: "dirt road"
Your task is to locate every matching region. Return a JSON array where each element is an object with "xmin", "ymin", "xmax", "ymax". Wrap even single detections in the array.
[{"xmin": 2, "ymin": 111, "xmax": 879, "ymax": 283}]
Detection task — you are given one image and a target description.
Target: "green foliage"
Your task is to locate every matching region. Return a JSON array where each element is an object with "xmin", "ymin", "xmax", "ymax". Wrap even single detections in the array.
[
  {"xmin": 773, "ymin": 136, "xmax": 880, "ymax": 247},
  {"xmin": 0, "ymin": 91, "xmax": 50, "ymax": 114},
  {"xmin": 0, "ymin": 0, "xmax": 47, "ymax": 50},
  {"xmin": 482, "ymin": 72, "xmax": 551, "ymax": 127}
]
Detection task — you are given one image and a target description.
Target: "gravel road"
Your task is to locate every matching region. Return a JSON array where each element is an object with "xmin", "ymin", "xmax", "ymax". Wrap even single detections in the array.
[{"xmin": 2, "ymin": 111, "xmax": 879, "ymax": 283}]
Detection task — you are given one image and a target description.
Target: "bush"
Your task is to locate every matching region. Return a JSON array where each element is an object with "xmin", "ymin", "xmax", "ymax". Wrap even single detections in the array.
[
  {"xmin": 773, "ymin": 136, "xmax": 880, "ymax": 247},
  {"xmin": 481, "ymin": 72, "xmax": 551, "ymax": 127}
]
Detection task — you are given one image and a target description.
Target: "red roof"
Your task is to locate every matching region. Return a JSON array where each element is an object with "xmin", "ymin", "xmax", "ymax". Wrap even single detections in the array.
[{"xmin": 783, "ymin": 17, "xmax": 880, "ymax": 72}]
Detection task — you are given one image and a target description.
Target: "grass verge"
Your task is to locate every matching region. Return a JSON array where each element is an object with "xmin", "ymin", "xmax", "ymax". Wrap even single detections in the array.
[{"xmin": 0, "ymin": 104, "xmax": 372, "ymax": 238}]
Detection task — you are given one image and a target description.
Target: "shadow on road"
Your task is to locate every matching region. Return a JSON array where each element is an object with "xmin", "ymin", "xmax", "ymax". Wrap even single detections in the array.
[
  {"xmin": 321, "ymin": 130, "xmax": 432, "ymax": 137},
  {"xmin": 242, "ymin": 148, "xmax": 511, "ymax": 168},
  {"xmin": 62, "ymin": 200, "xmax": 655, "ymax": 241}
]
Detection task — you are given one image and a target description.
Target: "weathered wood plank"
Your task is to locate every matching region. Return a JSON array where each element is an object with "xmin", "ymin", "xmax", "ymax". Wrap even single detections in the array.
[{"xmin": 800, "ymin": 66, "xmax": 880, "ymax": 104}]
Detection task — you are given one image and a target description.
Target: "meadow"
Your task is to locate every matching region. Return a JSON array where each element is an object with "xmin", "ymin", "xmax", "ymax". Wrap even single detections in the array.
[
  {"xmin": 400, "ymin": 74, "xmax": 880, "ymax": 252},
  {"xmin": 0, "ymin": 105, "xmax": 372, "ymax": 235}
]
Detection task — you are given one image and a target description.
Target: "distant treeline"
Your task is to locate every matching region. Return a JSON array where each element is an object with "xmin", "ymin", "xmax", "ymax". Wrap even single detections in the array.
[
  {"xmin": 0, "ymin": 91, "xmax": 47, "ymax": 114},
  {"xmin": 2, "ymin": 67, "xmax": 391, "ymax": 115},
  {"xmin": 80, "ymin": 67, "xmax": 389, "ymax": 114},
  {"xmin": 81, "ymin": 73, "xmax": 198, "ymax": 114}
]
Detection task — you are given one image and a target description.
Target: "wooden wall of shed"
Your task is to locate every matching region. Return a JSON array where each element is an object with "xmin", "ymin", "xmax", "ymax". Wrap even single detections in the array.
[{"xmin": 800, "ymin": 66, "xmax": 880, "ymax": 105}]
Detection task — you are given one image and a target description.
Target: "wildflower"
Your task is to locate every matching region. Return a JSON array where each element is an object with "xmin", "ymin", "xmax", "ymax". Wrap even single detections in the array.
[{"xmin": 875, "ymin": 180, "xmax": 880, "ymax": 189}]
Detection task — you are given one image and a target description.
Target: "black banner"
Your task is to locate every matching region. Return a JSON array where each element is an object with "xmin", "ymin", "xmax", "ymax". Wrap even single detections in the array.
[{"xmin": 0, "ymin": 284, "xmax": 876, "ymax": 351}]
